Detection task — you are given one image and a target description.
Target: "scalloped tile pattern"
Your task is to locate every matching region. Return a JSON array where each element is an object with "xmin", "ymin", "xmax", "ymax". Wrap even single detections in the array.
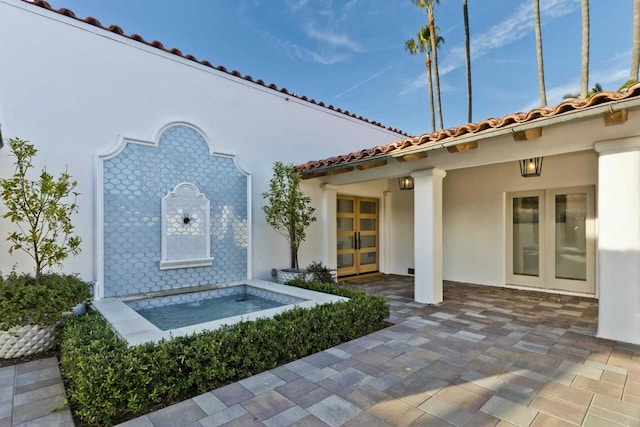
[{"xmin": 103, "ymin": 125, "xmax": 248, "ymax": 297}]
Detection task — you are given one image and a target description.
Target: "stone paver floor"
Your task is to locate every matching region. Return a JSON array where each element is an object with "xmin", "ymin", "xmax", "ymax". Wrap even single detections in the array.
[
  {"xmin": 0, "ymin": 357, "xmax": 74, "ymax": 427},
  {"xmin": 118, "ymin": 276, "xmax": 640, "ymax": 426},
  {"xmin": 6, "ymin": 276, "xmax": 640, "ymax": 426}
]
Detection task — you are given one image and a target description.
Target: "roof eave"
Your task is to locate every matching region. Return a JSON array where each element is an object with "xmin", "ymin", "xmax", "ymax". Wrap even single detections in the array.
[
  {"xmin": 392, "ymin": 96, "xmax": 640, "ymax": 158},
  {"xmin": 300, "ymin": 96, "xmax": 640, "ymax": 177}
]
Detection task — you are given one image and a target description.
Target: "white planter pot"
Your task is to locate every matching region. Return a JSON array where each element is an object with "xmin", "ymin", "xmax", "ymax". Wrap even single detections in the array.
[
  {"xmin": 276, "ymin": 269, "xmax": 313, "ymax": 284},
  {"xmin": 0, "ymin": 324, "xmax": 57, "ymax": 359}
]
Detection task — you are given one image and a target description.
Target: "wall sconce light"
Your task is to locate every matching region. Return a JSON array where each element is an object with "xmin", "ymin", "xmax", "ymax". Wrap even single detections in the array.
[
  {"xmin": 182, "ymin": 212, "xmax": 191, "ymax": 225},
  {"xmin": 519, "ymin": 157, "xmax": 543, "ymax": 178},
  {"xmin": 398, "ymin": 176, "xmax": 414, "ymax": 190}
]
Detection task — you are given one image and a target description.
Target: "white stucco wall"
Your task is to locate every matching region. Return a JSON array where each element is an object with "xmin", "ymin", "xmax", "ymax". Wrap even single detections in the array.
[
  {"xmin": 387, "ymin": 180, "xmax": 415, "ymax": 276},
  {"xmin": 595, "ymin": 137, "xmax": 640, "ymax": 344},
  {"xmin": 377, "ymin": 151, "xmax": 598, "ymax": 285},
  {"xmin": 304, "ymin": 179, "xmax": 390, "ymax": 272},
  {"xmin": 0, "ymin": 1, "xmax": 403, "ymax": 282},
  {"xmin": 442, "ymin": 151, "xmax": 598, "ymax": 286}
]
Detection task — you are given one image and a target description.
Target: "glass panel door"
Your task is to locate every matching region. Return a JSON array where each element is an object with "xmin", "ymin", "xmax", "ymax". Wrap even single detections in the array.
[
  {"xmin": 512, "ymin": 196, "xmax": 540, "ymax": 277},
  {"xmin": 336, "ymin": 195, "xmax": 379, "ymax": 277},
  {"xmin": 507, "ymin": 191, "xmax": 545, "ymax": 288},
  {"xmin": 337, "ymin": 196, "xmax": 357, "ymax": 276},
  {"xmin": 554, "ymin": 194, "xmax": 587, "ymax": 280},
  {"xmin": 358, "ymin": 198, "xmax": 378, "ymax": 274},
  {"xmin": 507, "ymin": 187, "xmax": 595, "ymax": 295},
  {"xmin": 547, "ymin": 186, "xmax": 595, "ymax": 293}
]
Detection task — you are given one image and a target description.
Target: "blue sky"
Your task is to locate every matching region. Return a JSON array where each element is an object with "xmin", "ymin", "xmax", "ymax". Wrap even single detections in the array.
[{"xmin": 45, "ymin": 0, "xmax": 635, "ymax": 136}]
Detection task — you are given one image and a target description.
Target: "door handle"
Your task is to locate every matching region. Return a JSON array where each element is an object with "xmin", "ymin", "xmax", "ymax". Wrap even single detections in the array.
[
  {"xmin": 357, "ymin": 232, "xmax": 361, "ymax": 250},
  {"xmin": 354, "ymin": 232, "xmax": 358, "ymax": 250}
]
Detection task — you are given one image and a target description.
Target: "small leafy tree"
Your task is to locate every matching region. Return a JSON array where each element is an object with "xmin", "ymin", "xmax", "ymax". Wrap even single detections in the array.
[
  {"xmin": 0, "ymin": 137, "xmax": 81, "ymax": 284},
  {"xmin": 262, "ymin": 161, "xmax": 316, "ymax": 270}
]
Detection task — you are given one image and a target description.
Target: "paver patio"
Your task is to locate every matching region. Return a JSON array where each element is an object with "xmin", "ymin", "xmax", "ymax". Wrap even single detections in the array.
[
  {"xmin": 115, "ymin": 275, "xmax": 640, "ymax": 426},
  {"xmin": 0, "ymin": 357, "xmax": 74, "ymax": 426},
  {"xmin": 5, "ymin": 275, "xmax": 640, "ymax": 426}
]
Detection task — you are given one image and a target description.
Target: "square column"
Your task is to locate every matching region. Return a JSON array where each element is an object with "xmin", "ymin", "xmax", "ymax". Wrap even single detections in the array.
[
  {"xmin": 412, "ymin": 168, "xmax": 447, "ymax": 304},
  {"xmin": 320, "ymin": 184, "xmax": 338, "ymax": 270},
  {"xmin": 595, "ymin": 137, "xmax": 640, "ymax": 345}
]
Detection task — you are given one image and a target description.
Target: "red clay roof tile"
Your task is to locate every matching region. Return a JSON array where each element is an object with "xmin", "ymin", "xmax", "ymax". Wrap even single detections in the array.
[
  {"xmin": 295, "ymin": 83, "xmax": 640, "ymax": 173},
  {"xmin": 22, "ymin": 0, "xmax": 409, "ymax": 137}
]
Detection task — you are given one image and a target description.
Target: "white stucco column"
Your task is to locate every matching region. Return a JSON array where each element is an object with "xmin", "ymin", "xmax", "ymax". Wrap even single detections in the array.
[
  {"xmin": 382, "ymin": 190, "xmax": 392, "ymax": 273},
  {"xmin": 320, "ymin": 184, "xmax": 338, "ymax": 269},
  {"xmin": 594, "ymin": 137, "xmax": 640, "ymax": 345},
  {"xmin": 412, "ymin": 168, "xmax": 446, "ymax": 304}
]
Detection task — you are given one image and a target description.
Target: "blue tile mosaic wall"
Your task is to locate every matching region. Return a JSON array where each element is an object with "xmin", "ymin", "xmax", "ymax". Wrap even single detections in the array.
[{"xmin": 103, "ymin": 125, "xmax": 248, "ymax": 297}]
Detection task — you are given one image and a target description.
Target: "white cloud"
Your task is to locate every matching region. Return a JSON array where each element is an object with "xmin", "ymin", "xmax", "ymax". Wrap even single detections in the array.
[
  {"xmin": 285, "ymin": 0, "xmax": 309, "ymax": 12},
  {"xmin": 305, "ymin": 25, "xmax": 363, "ymax": 53},
  {"xmin": 399, "ymin": 72, "xmax": 428, "ymax": 96},
  {"xmin": 440, "ymin": 0, "xmax": 579, "ymax": 75},
  {"xmin": 398, "ymin": 71, "xmax": 457, "ymax": 97},
  {"xmin": 279, "ymin": 37, "xmax": 349, "ymax": 65},
  {"xmin": 247, "ymin": 0, "xmax": 364, "ymax": 65},
  {"xmin": 519, "ymin": 55, "xmax": 630, "ymax": 112},
  {"xmin": 334, "ymin": 65, "xmax": 393, "ymax": 99},
  {"xmin": 401, "ymin": 0, "xmax": 580, "ymax": 95}
]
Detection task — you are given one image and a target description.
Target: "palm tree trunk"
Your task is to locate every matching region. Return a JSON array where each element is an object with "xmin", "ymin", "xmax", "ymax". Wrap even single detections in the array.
[
  {"xmin": 463, "ymin": 0, "xmax": 472, "ymax": 122},
  {"xmin": 632, "ymin": 0, "xmax": 640, "ymax": 81},
  {"xmin": 580, "ymin": 0, "xmax": 590, "ymax": 97},
  {"xmin": 426, "ymin": 55, "xmax": 436, "ymax": 133},
  {"xmin": 428, "ymin": 7, "xmax": 444, "ymax": 130},
  {"xmin": 533, "ymin": 0, "xmax": 547, "ymax": 106}
]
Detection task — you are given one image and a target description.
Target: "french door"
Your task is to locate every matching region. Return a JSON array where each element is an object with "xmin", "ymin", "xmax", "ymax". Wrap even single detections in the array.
[
  {"xmin": 336, "ymin": 195, "xmax": 379, "ymax": 277},
  {"xmin": 506, "ymin": 186, "xmax": 595, "ymax": 294}
]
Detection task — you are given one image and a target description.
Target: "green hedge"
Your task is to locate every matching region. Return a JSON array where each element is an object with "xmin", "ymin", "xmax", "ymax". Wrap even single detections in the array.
[
  {"xmin": 60, "ymin": 280, "xmax": 389, "ymax": 425},
  {"xmin": 0, "ymin": 272, "xmax": 91, "ymax": 329}
]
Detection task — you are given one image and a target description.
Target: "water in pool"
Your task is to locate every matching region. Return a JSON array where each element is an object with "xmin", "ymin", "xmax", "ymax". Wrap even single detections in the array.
[{"xmin": 134, "ymin": 292, "xmax": 286, "ymax": 330}]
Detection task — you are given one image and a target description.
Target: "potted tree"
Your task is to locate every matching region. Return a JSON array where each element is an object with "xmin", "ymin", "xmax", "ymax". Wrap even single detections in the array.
[
  {"xmin": 0, "ymin": 137, "xmax": 91, "ymax": 358},
  {"xmin": 262, "ymin": 161, "xmax": 317, "ymax": 283}
]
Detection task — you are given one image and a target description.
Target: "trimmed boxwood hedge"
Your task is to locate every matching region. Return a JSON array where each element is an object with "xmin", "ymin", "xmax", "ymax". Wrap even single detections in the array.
[{"xmin": 59, "ymin": 280, "xmax": 389, "ymax": 425}]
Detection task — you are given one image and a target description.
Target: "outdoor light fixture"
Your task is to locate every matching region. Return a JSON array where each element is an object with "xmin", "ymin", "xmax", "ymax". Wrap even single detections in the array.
[
  {"xmin": 0, "ymin": 122, "xmax": 3, "ymax": 149},
  {"xmin": 519, "ymin": 157, "xmax": 543, "ymax": 178},
  {"xmin": 398, "ymin": 176, "xmax": 414, "ymax": 190}
]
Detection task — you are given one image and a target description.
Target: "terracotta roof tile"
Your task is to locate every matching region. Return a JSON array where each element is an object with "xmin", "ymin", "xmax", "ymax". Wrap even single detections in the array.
[
  {"xmin": 22, "ymin": 0, "xmax": 409, "ymax": 137},
  {"xmin": 295, "ymin": 83, "xmax": 640, "ymax": 173}
]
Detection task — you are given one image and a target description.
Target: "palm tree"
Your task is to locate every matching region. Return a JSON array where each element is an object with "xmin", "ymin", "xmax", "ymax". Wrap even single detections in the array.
[
  {"xmin": 412, "ymin": 0, "xmax": 444, "ymax": 130},
  {"xmin": 533, "ymin": 0, "xmax": 547, "ymax": 106},
  {"xmin": 405, "ymin": 26, "xmax": 443, "ymax": 133},
  {"xmin": 580, "ymin": 0, "xmax": 589, "ymax": 98},
  {"xmin": 463, "ymin": 0, "xmax": 472, "ymax": 123},
  {"xmin": 631, "ymin": 0, "xmax": 640, "ymax": 81}
]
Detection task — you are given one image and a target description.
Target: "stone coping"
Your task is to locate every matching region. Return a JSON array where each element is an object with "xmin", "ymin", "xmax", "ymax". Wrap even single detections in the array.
[{"xmin": 93, "ymin": 279, "xmax": 347, "ymax": 346}]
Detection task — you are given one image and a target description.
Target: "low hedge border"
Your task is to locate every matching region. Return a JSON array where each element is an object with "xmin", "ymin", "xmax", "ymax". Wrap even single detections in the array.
[{"xmin": 59, "ymin": 280, "xmax": 389, "ymax": 425}]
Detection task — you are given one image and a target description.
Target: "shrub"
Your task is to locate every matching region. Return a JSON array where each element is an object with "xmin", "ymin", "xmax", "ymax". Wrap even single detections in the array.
[
  {"xmin": 60, "ymin": 281, "xmax": 389, "ymax": 425},
  {"xmin": 262, "ymin": 161, "xmax": 316, "ymax": 270},
  {"xmin": 0, "ymin": 138, "xmax": 81, "ymax": 285},
  {"xmin": 0, "ymin": 272, "xmax": 91, "ymax": 329},
  {"xmin": 305, "ymin": 261, "xmax": 335, "ymax": 284}
]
